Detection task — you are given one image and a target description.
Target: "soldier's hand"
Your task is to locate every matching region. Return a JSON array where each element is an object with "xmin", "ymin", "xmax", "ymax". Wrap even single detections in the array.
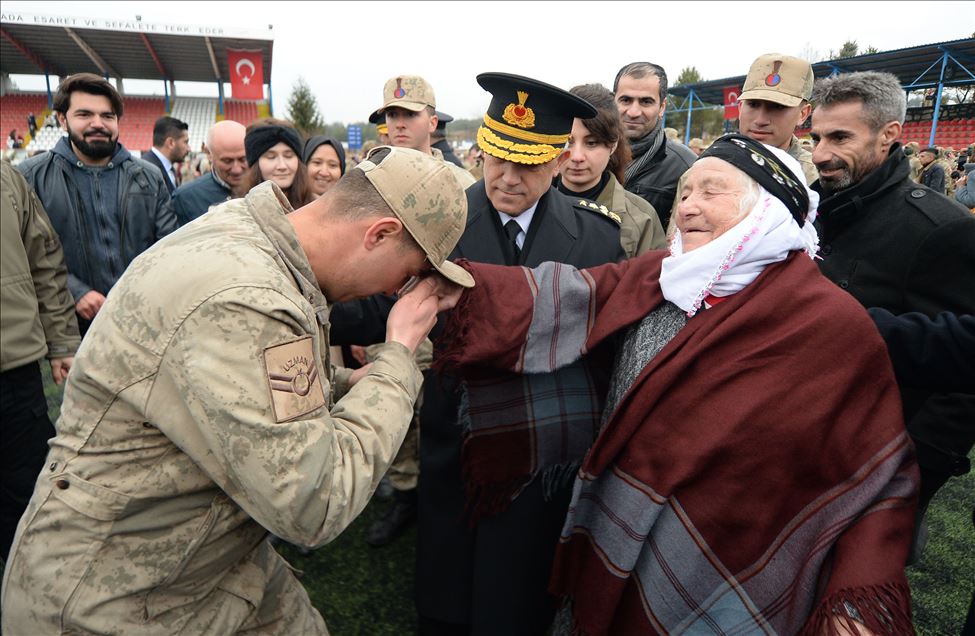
[
  {"xmin": 50, "ymin": 356, "xmax": 73, "ymax": 386},
  {"xmin": 76, "ymin": 290, "xmax": 107, "ymax": 320},
  {"xmin": 387, "ymin": 278, "xmax": 443, "ymax": 352}
]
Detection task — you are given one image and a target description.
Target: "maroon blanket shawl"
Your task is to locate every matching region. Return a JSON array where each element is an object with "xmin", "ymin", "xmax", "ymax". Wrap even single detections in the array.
[{"xmin": 440, "ymin": 251, "xmax": 918, "ymax": 635}]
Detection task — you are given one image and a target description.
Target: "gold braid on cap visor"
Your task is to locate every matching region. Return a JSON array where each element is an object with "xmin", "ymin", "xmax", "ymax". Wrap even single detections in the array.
[{"xmin": 477, "ymin": 126, "xmax": 564, "ymax": 165}]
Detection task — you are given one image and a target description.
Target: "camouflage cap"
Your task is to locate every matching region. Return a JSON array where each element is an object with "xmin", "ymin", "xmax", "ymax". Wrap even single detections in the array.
[
  {"xmin": 381, "ymin": 75, "xmax": 437, "ymax": 113},
  {"xmin": 739, "ymin": 53, "xmax": 814, "ymax": 107},
  {"xmin": 357, "ymin": 146, "xmax": 473, "ymax": 288}
]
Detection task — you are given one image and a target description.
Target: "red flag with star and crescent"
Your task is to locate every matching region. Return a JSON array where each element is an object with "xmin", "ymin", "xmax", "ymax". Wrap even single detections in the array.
[
  {"xmin": 723, "ymin": 86, "xmax": 740, "ymax": 120},
  {"xmin": 227, "ymin": 49, "xmax": 264, "ymax": 100}
]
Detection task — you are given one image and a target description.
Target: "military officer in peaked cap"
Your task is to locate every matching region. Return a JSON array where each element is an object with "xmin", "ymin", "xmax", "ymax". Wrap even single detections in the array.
[{"xmin": 416, "ymin": 72, "xmax": 625, "ymax": 635}]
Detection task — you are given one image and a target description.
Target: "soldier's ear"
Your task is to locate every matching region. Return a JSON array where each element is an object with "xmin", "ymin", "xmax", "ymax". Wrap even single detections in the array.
[{"xmin": 363, "ymin": 217, "xmax": 405, "ymax": 251}]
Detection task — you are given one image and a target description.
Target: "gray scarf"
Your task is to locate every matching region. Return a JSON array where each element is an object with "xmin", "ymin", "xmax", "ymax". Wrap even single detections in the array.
[{"xmin": 624, "ymin": 118, "xmax": 665, "ymax": 183}]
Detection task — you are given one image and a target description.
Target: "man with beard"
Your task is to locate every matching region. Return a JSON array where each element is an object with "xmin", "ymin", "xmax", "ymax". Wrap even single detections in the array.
[
  {"xmin": 810, "ymin": 70, "xmax": 975, "ymax": 560},
  {"xmin": 614, "ymin": 61, "xmax": 696, "ymax": 228},
  {"xmin": 17, "ymin": 73, "xmax": 176, "ymax": 335}
]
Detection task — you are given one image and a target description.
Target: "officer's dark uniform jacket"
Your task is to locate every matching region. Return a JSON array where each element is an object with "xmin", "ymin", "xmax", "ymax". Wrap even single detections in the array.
[
  {"xmin": 624, "ymin": 137, "xmax": 696, "ymax": 228},
  {"xmin": 417, "ymin": 182, "xmax": 624, "ymax": 633},
  {"xmin": 814, "ymin": 143, "xmax": 975, "ymax": 500}
]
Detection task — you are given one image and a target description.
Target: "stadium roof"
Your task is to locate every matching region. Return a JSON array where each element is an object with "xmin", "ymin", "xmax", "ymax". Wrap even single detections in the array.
[
  {"xmin": 669, "ymin": 37, "xmax": 975, "ymax": 105},
  {"xmin": 0, "ymin": 12, "xmax": 273, "ymax": 84}
]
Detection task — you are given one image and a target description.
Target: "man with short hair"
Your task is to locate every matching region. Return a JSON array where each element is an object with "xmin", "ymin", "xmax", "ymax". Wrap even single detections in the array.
[
  {"xmin": 614, "ymin": 62, "xmax": 695, "ymax": 229},
  {"xmin": 377, "ymin": 75, "xmax": 476, "ymax": 189},
  {"xmin": 172, "ymin": 119, "xmax": 247, "ymax": 225},
  {"xmin": 143, "ymin": 115, "xmax": 190, "ymax": 194},
  {"xmin": 364, "ymin": 75, "xmax": 476, "ymax": 547},
  {"xmin": 1, "ymin": 146, "xmax": 470, "ymax": 635},
  {"xmin": 737, "ymin": 53, "xmax": 818, "ymax": 185},
  {"xmin": 810, "ymin": 71, "xmax": 975, "ymax": 556},
  {"xmin": 918, "ymin": 146, "xmax": 946, "ymax": 194},
  {"xmin": 17, "ymin": 73, "xmax": 177, "ymax": 335},
  {"xmin": 416, "ymin": 72, "xmax": 625, "ymax": 634}
]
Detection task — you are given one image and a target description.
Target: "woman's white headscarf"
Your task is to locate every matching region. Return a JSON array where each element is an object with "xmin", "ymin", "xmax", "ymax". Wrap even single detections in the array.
[{"xmin": 660, "ymin": 144, "xmax": 819, "ymax": 316}]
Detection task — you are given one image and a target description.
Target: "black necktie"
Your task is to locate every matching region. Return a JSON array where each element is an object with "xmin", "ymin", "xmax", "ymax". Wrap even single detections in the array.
[{"xmin": 503, "ymin": 219, "xmax": 522, "ymax": 263}]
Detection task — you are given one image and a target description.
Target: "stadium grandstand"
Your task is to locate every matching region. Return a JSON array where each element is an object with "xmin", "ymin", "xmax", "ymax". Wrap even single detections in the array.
[
  {"xmin": 666, "ymin": 38, "xmax": 975, "ymax": 148},
  {"xmin": 1, "ymin": 11, "xmax": 272, "ymax": 156}
]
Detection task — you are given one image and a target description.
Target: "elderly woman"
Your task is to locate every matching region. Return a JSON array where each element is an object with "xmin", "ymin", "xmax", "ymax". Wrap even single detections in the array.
[{"xmin": 429, "ymin": 135, "xmax": 917, "ymax": 635}]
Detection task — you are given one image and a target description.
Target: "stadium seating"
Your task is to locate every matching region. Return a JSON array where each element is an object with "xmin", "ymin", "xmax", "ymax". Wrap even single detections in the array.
[
  {"xmin": 117, "ymin": 96, "xmax": 166, "ymax": 152},
  {"xmin": 27, "ymin": 127, "xmax": 67, "ymax": 152},
  {"xmin": 223, "ymin": 100, "xmax": 260, "ymax": 126},
  {"xmin": 1, "ymin": 93, "xmax": 49, "ymax": 145},
  {"xmin": 169, "ymin": 97, "xmax": 216, "ymax": 151}
]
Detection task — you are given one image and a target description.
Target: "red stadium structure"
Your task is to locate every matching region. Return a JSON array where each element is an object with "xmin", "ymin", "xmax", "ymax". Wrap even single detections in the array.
[
  {"xmin": 666, "ymin": 38, "xmax": 975, "ymax": 149},
  {"xmin": 1, "ymin": 11, "xmax": 274, "ymax": 156}
]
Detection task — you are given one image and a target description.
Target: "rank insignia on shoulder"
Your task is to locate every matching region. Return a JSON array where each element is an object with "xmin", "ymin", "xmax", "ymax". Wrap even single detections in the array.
[
  {"xmin": 264, "ymin": 336, "xmax": 326, "ymax": 422},
  {"xmin": 575, "ymin": 199, "xmax": 621, "ymax": 224}
]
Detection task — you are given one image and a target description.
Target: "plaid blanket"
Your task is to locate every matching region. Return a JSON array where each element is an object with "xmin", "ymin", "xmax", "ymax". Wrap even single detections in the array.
[{"xmin": 440, "ymin": 251, "xmax": 918, "ymax": 635}]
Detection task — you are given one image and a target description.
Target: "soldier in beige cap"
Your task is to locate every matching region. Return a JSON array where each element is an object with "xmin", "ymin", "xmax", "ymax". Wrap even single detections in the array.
[
  {"xmin": 377, "ymin": 75, "xmax": 476, "ymax": 189},
  {"xmin": 737, "ymin": 53, "xmax": 819, "ymax": 185},
  {"xmin": 1, "ymin": 146, "xmax": 471, "ymax": 635}
]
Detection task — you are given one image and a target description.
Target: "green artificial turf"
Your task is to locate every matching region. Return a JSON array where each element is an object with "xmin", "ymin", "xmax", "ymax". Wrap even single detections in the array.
[{"xmin": 38, "ymin": 366, "xmax": 974, "ymax": 634}]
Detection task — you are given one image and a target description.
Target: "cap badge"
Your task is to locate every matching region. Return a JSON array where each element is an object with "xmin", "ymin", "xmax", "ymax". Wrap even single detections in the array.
[
  {"xmin": 394, "ymin": 78, "xmax": 406, "ymax": 98},
  {"xmin": 765, "ymin": 61, "xmax": 783, "ymax": 87},
  {"xmin": 503, "ymin": 91, "xmax": 536, "ymax": 129}
]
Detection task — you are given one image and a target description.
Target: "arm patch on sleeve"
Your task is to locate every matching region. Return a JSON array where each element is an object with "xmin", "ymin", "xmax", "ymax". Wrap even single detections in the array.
[{"xmin": 263, "ymin": 336, "xmax": 326, "ymax": 422}]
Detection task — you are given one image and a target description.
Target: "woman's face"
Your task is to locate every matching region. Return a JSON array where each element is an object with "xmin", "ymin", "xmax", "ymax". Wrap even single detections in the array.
[
  {"xmin": 307, "ymin": 143, "xmax": 343, "ymax": 196},
  {"xmin": 560, "ymin": 119, "xmax": 615, "ymax": 192},
  {"xmin": 675, "ymin": 158, "xmax": 749, "ymax": 253},
  {"xmin": 258, "ymin": 142, "xmax": 299, "ymax": 190}
]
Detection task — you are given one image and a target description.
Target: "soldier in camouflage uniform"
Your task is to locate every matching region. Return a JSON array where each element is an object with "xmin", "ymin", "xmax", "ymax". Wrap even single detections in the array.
[
  {"xmin": 0, "ymin": 146, "xmax": 473, "ymax": 635},
  {"xmin": 668, "ymin": 53, "xmax": 819, "ymax": 236}
]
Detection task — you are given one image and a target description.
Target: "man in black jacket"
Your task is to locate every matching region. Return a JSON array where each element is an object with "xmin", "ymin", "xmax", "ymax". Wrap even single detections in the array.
[
  {"xmin": 810, "ymin": 71, "xmax": 975, "ymax": 558},
  {"xmin": 143, "ymin": 115, "xmax": 190, "ymax": 194},
  {"xmin": 17, "ymin": 73, "xmax": 177, "ymax": 335},
  {"xmin": 613, "ymin": 61, "xmax": 696, "ymax": 228},
  {"xmin": 416, "ymin": 73, "xmax": 624, "ymax": 636}
]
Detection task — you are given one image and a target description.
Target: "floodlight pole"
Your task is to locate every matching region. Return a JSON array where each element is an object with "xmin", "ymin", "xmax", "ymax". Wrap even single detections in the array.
[
  {"xmin": 684, "ymin": 88, "xmax": 695, "ymax": 145},
  {"xmin": 928, "ymin": 51, "xmax": 949, "ymax": 147}
]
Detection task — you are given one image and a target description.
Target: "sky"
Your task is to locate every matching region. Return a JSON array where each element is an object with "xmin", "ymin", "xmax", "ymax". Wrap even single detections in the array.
[{"xmin": 3, "ymin": 1, "xmax": 973, "ymax": 124}]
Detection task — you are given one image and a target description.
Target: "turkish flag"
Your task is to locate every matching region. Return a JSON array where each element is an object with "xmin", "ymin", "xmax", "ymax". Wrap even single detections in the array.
[
  {"xmin": 228, "ymin": 49, "xmax": 264, "ymax": 100},
  {"xmin": 723, "ymin": 86, "xmax": 740, "ymax": 120}
]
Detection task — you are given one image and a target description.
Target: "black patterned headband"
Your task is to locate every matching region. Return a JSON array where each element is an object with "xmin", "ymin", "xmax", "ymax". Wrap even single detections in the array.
[{"xmin": 700, "ymin": 133, "xmax": 809, "ymax": 225}]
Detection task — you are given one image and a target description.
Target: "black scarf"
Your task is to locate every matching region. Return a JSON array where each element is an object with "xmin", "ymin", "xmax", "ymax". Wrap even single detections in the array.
[
  {"xmin": 624, "ymin": 119, "xmax": 665, "ymax": 183},
  {"xmin": 700, "ymin": 134, "xmax": 810, "ymax": 225}
]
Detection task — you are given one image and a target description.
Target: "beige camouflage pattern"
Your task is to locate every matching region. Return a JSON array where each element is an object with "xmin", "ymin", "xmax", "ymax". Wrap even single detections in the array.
[
  {"xmin": 382, "ymin": 75, "xmax": 436, "ymax": 112},
  {"xmin": 432, "ymin": 146, "xmax": 477, "ymax": 190},
  {"xmin": 359, "ymin": 146, "xmax": 472, "ymax": 288},
  {"xmin": 365, "ymin": 339, "xmax": 432, "ymax": 491},
  {"xmin": 787, "ymin": 135, "xmax": 819, "ymax": 186},
  {"xmin": 1, "ymin": 182, "xmax": 422, "ymax": 635}
]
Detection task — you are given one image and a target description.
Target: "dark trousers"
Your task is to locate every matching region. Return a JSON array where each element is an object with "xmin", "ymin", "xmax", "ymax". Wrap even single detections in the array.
[{"xmin": 1, "ymin": 361, "xmax": 56, "ymax": 562}]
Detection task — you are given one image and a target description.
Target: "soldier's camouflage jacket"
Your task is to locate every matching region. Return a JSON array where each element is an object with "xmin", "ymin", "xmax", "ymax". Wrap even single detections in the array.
[{"xmin": 1, "ymin": 182, "xmax": 421, "ymax": 635}]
